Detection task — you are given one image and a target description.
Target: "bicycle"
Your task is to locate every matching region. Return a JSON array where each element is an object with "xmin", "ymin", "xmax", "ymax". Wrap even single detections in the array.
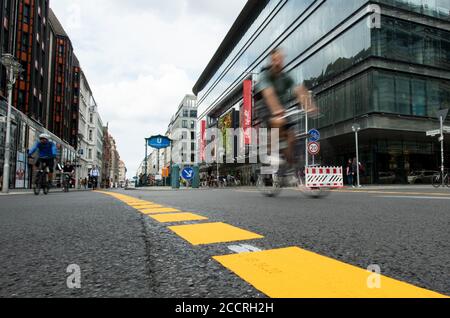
[
  {"xmin": 33, "ymin": 160, "xmax": 50, "ymax": 196},
  {"xmin": 256, "ymin": 108, "xmax": 332, "ymax": 198},
  {"xmin": 62, "ymin": 173, "xmax": 72, "ymax": 192},
  {"xmin": 432, "ymin": 171, "xmax": 449, "ymax": 188}
]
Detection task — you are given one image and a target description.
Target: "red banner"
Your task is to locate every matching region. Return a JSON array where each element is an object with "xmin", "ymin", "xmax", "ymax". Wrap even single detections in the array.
[
  {"xmin": 243, "ymin": 79, "xmax": 253, "ymax": 145},
  {"xmin": 200, "ymin": 120, "xmax": 206, "ymax": 162}
]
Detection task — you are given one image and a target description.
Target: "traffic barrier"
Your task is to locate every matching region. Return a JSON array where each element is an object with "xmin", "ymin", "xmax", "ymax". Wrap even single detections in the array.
[{"xmin": 305, "ymin": 166, "xmax": 344, "ymax": 188}]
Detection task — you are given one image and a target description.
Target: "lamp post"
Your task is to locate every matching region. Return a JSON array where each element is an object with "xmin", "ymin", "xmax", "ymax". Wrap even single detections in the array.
[
  {"xmin": 1, "ymin": 54, "xmax": 23, "ymax": 193},
  {"xmin": 352, "ymin": 124, "xmax": 361, "ymax": 188}
]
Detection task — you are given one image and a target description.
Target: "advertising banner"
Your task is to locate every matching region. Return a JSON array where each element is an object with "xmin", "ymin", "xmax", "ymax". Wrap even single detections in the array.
[{"xmin": 243, "ymin": 79, "xmax": 253, "ymax": 145}]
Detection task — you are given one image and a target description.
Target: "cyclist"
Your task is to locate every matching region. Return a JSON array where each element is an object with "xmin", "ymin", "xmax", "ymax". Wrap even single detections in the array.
[
  {"xmin": 28, "ymin": 134, "xmax": 57, "ymax": 187},
  {"xmin": 259, "ymin": 47, "xmax": 317, "ymax": 168},
  {"xmin": 61, "ymin": 161, "xmax": 75, "ymax": 189}
]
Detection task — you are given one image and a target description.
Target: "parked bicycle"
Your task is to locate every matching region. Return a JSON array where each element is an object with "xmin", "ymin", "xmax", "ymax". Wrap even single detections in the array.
[{"xmin": 432, "ymin": 170, "xmax": 449, "ymax": 188}]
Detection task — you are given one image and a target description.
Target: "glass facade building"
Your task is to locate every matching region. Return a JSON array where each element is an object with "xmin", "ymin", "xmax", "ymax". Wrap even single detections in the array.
[{"xmin": 193, "ymin": 0, "xmax": 450, "ymax": 184}]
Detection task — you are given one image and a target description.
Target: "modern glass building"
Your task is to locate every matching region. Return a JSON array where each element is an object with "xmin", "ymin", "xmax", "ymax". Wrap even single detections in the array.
[{"xmin": 193, "ymin": 0, "xmax": 450, "ymax": 184}]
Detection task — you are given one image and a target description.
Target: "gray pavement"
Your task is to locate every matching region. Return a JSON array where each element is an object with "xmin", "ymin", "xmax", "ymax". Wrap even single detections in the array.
[{"xmin": 0, "ymin": 186, "xmax": 449, "ymax": 297}]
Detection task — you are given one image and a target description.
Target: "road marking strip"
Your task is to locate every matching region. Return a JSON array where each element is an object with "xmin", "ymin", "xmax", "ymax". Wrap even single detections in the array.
[
  {"xmin": 139, "ymin": 207, "xmax": 181, "ymax": 214},
  {"xmin": 335, "ymin": 189, "xmax": 450, "ymax": 197},
  {"xmin": 149, "ymin": 213, "xmax": 208, "ymax": 223},
  {"xmin": 228, "ymin": 244, "xmax": 263, "ymax": 254},
  {"xmin": 168, "ymin": 222, "xmax": 264, "ymax": 246},
  {"xmin": 378, "ymin": 195, "xmax": 450, "ymax": 200},
  {"xmin": 213, "ymin": 247, "xmax": 447, "ymax": 298}
]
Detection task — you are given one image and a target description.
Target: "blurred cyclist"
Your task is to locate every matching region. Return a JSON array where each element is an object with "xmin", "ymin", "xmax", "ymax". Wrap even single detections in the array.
[
  {"xmin": 259, "ymin": 47, "xmax": 317, "ymax": 166},
  {"xmin": 28, "ymin": 134, "xmax": 57, "ymax": 187}
]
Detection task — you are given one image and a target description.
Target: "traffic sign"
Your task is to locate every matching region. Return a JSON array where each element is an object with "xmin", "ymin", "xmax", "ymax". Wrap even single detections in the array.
[
  {"xmin": 308, "ymin": 142, "xmax": 320, "ymax": 156},
  {"xmin": 426, "ymin": 129, "xmax": 441, "ymax": 137},
  {"xmin": 308, "ymin": 129, "xmax": 321, "ymax": 142},
  {"xmin": 181, "ymin": 167, "xmax": 194, "ymax": 181},
  {"xmin": 148, "ymin": 135, "xmax": 171, "ymax": 150}
]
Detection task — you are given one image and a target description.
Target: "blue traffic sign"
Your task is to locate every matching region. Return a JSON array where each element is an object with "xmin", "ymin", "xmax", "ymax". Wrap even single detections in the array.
[
  {"xmin": 308, "ymin": 129, "xmax": 321, "ymax": 142},
  {"xmin": 181, "ymin": 167, "xmax": 194, "ymax": 181},
  {"xmin": 148, "ymin": 135, "xmax": 171, "ymax": 150}
]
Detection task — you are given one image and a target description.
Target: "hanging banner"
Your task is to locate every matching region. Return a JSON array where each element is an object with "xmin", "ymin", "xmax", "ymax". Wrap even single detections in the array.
[
  {"xmin": 200, "ymin": 120, "xmax": 206, "ymax": 162},
  {"xmin": 243, "ymin": 79, "xmax": 253, "ymax": 145}
]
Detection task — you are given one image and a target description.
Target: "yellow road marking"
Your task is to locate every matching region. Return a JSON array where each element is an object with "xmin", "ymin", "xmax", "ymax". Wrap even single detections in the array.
[
  {"xmin": 149, "ymin": 213, "xmax": 208, "ymax": 223},
  {"xmin": 213, "ymin": 247, "xmax": 447, "ymax": 298},
  {"xmin": 335, "ymin": 189, "xmax": 450, "ymax": 197},
  {"xmin": 128, "ymin": 204, "xmax": 158, "ymax": 208},
  {"xmin": 139, "ymin": 207, "xmax": 181, "ymax": 214},
  {"xmin": 168, "ymin": 222, "xmax": 264, "ymax": 246}
]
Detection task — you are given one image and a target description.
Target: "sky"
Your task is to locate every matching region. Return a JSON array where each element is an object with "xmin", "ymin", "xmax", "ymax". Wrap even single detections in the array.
[{"xmin": 51, "ymin": 0, "xmax": 247, "ymax": 177}]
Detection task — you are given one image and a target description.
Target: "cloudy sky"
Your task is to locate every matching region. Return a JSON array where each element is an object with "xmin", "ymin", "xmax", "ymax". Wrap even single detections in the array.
[{"xmin": 51, "ymin": 0, "xmax": 246, "ymax": 176}]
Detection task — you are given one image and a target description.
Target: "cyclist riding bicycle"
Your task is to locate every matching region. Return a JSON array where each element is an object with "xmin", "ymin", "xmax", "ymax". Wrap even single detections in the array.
[
  {"xmin": 258, "ymin": 47, "xmax": 317, "ymax": 169},
  {"xmin": 28, "ymin": 134, "xmax": 57, "ymax": 187}
]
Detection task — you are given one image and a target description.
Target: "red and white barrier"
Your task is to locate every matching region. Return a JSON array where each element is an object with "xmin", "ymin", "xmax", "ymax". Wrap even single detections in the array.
[{"xmin": 305, "ymin": 166, "xmax": 344, "ymax": 188}]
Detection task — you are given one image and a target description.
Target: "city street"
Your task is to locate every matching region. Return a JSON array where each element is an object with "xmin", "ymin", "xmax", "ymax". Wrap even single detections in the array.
[{"xmin": 0, "ymin": 187, "xmax": 449, "ymax": 298}]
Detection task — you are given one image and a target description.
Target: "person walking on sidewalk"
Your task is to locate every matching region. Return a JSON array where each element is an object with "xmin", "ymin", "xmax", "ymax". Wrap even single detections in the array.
[
  {"xmin": 90, "ymin": 167, "xmax": 100, "ymax": 190},
  {"xmin": 346, "ymin": 159, "xmax": 355, "ymax": 187}
]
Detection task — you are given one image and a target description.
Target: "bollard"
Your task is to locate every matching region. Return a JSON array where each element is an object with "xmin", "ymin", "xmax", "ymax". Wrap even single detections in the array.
[
  {"xmin": 171, "ymin": 164, "xmax": 180, "ymax": 189},
  {"xmin": 192, "ymin": 165, "xmax": 200, "ymax": 189}
]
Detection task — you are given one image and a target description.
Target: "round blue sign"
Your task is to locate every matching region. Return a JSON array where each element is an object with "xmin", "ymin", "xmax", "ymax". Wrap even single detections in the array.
[
  {"xmin": 181, "ymin": 168, "xmax": 194, "ymax": 180},
  {"xmin": 308, "ymin": 129, "xmax": 321, "ymax": 142}
]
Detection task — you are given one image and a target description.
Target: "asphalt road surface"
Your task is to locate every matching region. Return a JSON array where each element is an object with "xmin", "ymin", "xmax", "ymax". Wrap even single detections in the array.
[{"xmin": 0, "ymin": 187, "xmax": 449, "ymax": 298}]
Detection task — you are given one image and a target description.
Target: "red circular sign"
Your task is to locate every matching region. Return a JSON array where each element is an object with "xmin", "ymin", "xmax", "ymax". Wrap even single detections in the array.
[{"xmin": 308, "ymin": 142, "xmax": 320, "ymax": 155}]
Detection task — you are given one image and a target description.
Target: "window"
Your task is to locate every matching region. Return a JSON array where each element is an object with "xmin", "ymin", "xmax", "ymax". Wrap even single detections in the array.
[
  {"xmin": 191, "ymin": 132, "xmax": 195, "ymax": 140},
  {"xmin": 88, "ymin": 149, "xmax": 92, "ymax": 160},
  {"xmin": 183, "ymin": 110, "xmax": 189, "ymax": 117},
  {"xmin": 182, "ymin": 120, "xmax": 188, "ymax": 129},
  {"xmin": 23, "ymin": 5, "xmax": 30, "ymax": 24},
  {"xmin": 191, "ymin": 121, "xmax": 195, "ymax": 129},
  {"xmin": 190, "ymin": 110, "xmax": 197, "ymax": 118},
  {"xmin": 89, "ymin": 113, "xmax": 93, "ymax": 123},
  {"xmin": 89, "ymin": 130, "xmax": 93, "ymax": 141}
]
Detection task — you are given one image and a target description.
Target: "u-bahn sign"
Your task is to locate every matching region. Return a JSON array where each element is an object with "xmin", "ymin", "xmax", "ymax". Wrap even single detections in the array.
[{"xmin": 148, "ymin": 135, "xmax": 171, "ymax": 150}]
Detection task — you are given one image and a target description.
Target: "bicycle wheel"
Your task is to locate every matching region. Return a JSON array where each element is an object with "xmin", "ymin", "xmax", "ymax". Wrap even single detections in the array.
[
  {"xmin": 296, "ymin": 175, "xmax": 330, "ymax": 199},
  {"xmin": 257, "ymin": 174, "xmax": 282, "ymax": 197},
  {"xmin": 432, "ymin": 175, "xmax": 442, "ymax": 188},
  {"xmin": 34, "ymin": 172, "xmax": 41, "ymax": 195}
]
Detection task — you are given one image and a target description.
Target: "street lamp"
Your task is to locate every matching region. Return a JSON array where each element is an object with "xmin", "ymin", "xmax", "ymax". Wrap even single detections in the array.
[
  {"xmin": 352, "ymin": 124, "xmax": 361, "ymax": 188},
  {"xmin": 1, "ymin": 54, "xmax": 23, "ymax": 193}
]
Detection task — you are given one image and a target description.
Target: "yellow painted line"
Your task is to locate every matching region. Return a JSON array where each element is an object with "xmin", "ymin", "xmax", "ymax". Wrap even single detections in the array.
[
  {"xmin": 168, "ymin": 222, "xmax": 264, "ymax": 246},
  {"xmin": 213, "ymin": 247, "xmax": 447, "ymax": 298},
  {"xmin": 149, "ymin": 213, "xmax": 208, "ymax": 223},
  {"xmin": 139, "ymin": 207, "xmax": 181, "ymax": 214},
  {"xmin": 335, "ymin": 189, "xmax": 450, "ymax": 197},
  {"xmin": 129, "ymin": 204, "xmax": 160, "ymax": 209}
]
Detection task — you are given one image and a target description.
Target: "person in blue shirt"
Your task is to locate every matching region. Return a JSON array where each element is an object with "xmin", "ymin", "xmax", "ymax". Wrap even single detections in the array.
[{"xmin": 28, "ymin": 133, "xmax": 58, "ymax": 186}]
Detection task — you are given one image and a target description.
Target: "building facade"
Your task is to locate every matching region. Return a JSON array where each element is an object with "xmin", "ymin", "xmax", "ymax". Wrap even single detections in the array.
[
  {"xmin": 194, "ymin": 0, "xmax": 450, "ymax": 184},
  {"xmin": 101, "ymin": 126, "xmax": 120, "ymax": 188},
  {"xmin": 167, "ymin": 94, "xmax": 198, "ymax": 168}
]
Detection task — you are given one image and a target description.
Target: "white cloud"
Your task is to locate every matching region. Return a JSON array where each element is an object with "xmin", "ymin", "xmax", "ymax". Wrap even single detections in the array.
[{"xmin": 50, "ymin": 0, "xmax": 246, "ymax": 176}]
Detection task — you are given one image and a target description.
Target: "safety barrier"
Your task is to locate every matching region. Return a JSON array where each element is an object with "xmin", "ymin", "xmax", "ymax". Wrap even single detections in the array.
[{"xmin": 305, "ymin": 166, "xmax": 344, "ymax": 188}]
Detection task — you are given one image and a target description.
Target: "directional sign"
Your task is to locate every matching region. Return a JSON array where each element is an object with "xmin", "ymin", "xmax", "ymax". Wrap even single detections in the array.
[
  {"xmin": 426, "ymin": 129, "xmax": 441, "ymax": 137},
  {"xmin": 308, "ymin": 142, "xmax": 320, "ymax": 156},
  {"xmin": 308, "ymin": 129, "xmax": 321, "ymax": 142},
  {"xmin": 148, "ymin": 135, "xmax": 171, "ymax": 150},
  {"xmin": 181, "ymin": 167, "xmax": 194, "ymax": 181}
]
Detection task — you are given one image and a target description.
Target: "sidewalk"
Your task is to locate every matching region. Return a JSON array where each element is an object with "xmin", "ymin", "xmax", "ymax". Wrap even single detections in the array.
[{"xmin": 0, "ymin": 188, "xmax": 95, "ymax": 196}]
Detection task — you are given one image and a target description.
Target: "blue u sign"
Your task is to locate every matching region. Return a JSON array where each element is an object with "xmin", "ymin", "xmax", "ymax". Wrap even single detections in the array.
[
  {"xmin": 182, "ymin": 168, "xmax": 194, "ymax": 181},
  {"xmin": 148, "ymin": 135, "xmax": 171, "ymax": 149}
]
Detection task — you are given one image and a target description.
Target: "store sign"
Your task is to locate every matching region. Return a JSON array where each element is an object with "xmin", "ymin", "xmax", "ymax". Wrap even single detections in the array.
[{"xmin": 243, "ymin": 79, "xmax": 253, "ymax": 145}]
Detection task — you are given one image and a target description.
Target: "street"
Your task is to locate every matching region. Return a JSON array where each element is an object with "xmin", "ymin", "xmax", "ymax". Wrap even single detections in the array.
[{"xmin": 0, "ymin": 187, "xmax": 449, "ymax": 298}]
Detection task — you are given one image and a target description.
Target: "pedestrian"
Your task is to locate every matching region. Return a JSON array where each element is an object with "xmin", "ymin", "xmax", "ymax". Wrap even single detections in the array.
[
  {"xmin": 346, "ymin": 159, "xmax": 354, "ymax": 187},
  {"xmin": 352, "ymin": 158, "xmax": 359, "ymax": 187},
  {"xmin": 90, "ymin": 167, "xmax": 100, "ymax": 190}
]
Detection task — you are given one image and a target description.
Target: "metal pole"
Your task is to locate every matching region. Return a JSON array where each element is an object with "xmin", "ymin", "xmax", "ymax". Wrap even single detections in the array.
[
  {"xmin": 144, "ymin": 139, "xmax": 148, "ymax": 186},
  {"xmin": 305, "ymin": 92, "xmax": 311, "ymax": 168},
  {"xmin": 355, "ymin": 129, "xmax": 361, "ymax": 188},
  {"xmin": 440, "ymin": 116, "xmax": 445, "ymax": 187},
  {"xmin": 2, "ymin": 70, "xmax": 14, "ymax": 193}
]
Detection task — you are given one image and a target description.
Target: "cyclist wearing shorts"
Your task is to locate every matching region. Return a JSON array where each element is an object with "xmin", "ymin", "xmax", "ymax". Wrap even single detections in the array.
[
  {"xmin": 28, "ymin": 134, "xmax": 57, "ymax": 187},
  {"xmin": 259, "ymin": 47, "xmax": 316, "ymax": 166}
]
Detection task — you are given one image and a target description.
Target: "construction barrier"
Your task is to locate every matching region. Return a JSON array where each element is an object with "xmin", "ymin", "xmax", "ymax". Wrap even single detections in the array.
[{"xmin": 305, "ymin": 166, "xmax": 344, "ymax": 188}]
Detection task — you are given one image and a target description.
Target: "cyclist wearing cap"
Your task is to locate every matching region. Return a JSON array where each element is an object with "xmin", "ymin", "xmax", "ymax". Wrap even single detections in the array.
[
  {"xmin": 28, "ymin": 134, "xmax": 58, "ymax": 186},
  {"xmin": 259, "ymin": 47, "xmax": 317, "ymax": 166}
]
